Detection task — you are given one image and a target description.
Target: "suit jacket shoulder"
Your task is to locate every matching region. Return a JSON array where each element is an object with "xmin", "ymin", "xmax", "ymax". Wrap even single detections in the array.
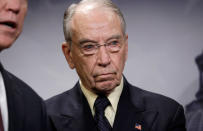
[
  {"xmin": 46, "ymin": 82, "xmax": 83, "ymax": 116},
  {"xmin": 128, "ymin": 81, "xmax": 182, "ymax": 114},
  {"xmin": 185, "ymin": 100, "xmax": 203, "ymax": 131},
  {"xmin": 4, "ymin": 70, "xmax": 41, "ymax": 99},
  {"xmin": 46, "ymin": 82, "xmax": 97, "ymax": 131},
  {"xmin": 121, "ymin": 79, "xmax": 186, "ymax": 131},
  {"xmin": 1, "ymin": 66, "xmax": 48, "ymax": 131}
]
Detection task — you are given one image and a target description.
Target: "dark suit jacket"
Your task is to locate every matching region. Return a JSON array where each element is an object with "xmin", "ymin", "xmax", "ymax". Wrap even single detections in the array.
[
  {"xmin": 185, "ymin": 100, "xmax": 203, "ymax": 131},
  {"xmin": 0, "ymin": 63, "xmax": 48, "ymax": 131},
  {"xmin": 46, "ymin": 77, "xmax": 186, "ymax": 131}
]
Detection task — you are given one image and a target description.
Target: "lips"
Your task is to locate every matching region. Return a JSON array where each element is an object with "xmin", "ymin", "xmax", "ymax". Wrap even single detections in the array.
[
  {"xmin": 0, "ymin": 21, "xmax": 17, "ymax": 29},
  {"xmin": 94, "ymin": 73, "xmax": 115, "ymax": 82}
]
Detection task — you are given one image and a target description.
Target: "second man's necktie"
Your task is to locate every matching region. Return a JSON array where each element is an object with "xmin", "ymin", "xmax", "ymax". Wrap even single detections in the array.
[
  {"xmin": 94, "ymin": 95, "xmax": 112, "ymax": 131},
  {"xmin": 0, "ymin": 108, "xmax": 4, "ymax": 131}
]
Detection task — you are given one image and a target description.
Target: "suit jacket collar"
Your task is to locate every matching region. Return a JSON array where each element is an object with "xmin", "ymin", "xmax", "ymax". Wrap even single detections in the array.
[{"xmin": 0, "ymin": 62, "xmax": 24, "ymax": 131}]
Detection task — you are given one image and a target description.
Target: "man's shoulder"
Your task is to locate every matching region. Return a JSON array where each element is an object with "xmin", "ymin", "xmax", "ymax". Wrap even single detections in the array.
[
  {"xmin": 126, "ymin": 80, "xmax": 182, "ymax": 112},
  {"xmin": 185, "ymin": 99, "xmax": 203, "ymax": 120},
  {"xmin": 125, "ymin": 79, "xmax": 186, "ymax": 130},
  {"xmin": 46, "ymin": 82, "xmax": 79, "ymax": 103},
  {"xmin": 46, "ymin": 88, "xmax": 74, "ymax": 106},
  {"xmin": 46, "ymin": 82, "xmax": 80, "ymax": 113},
  {"xmin": 2, "ymin": 70, "xmax": 47, "ymax": 131},
  {"xmin": 4, "ymin": 70, "xmax": 43, "ymax": 102},
  {"xmin": 185, "ymin": 100, "xmax": 203, "ymax": 131}
]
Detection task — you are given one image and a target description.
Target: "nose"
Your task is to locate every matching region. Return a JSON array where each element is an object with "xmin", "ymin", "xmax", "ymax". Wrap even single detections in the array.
[
  {"xmin": 97, "ymin": 46, "xmax": 111, "ymax": 67},
  {"xmin": 5, "ymin": 0, "xmax": 20, "ymax": 14}
]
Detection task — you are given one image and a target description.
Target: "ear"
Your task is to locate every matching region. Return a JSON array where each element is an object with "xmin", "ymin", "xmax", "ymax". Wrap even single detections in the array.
[
  {"xmin": 124, "ymin": 34, "xmax": 128, "ymax": 62},
  {"xmin": 62, "ymin": 42, "xmax": 75, "ymax": 69}
]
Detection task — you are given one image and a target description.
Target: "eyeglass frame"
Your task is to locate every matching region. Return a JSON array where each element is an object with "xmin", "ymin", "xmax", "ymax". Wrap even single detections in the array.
[{"xmin": 70, "ymin": 35, "xmax": 126, "ymax": 55}]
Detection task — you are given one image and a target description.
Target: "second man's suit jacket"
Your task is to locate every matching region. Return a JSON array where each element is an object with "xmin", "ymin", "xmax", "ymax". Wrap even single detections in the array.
[
  {"xmin": 46, "ymin": 77, "xmax": 186, "ymax": 131},
  {"xmin": 0, "ymin": 63, "xmax": 48, "ymax": 131}
]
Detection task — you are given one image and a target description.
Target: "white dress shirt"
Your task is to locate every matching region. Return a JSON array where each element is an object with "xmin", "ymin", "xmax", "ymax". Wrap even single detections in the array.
[
  {"xmin": 0, "ymin": 72, "xmax": 8, "ymax": 131},
  {"xmin": 80, "ymin": 77, "xmax": 123, "ymax": 127}
]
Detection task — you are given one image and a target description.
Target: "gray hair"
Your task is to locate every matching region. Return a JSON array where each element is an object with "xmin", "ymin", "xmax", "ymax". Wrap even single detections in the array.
[{"xmin": 63, "ymin": 0, "xmax": 126, "ymax": 43}]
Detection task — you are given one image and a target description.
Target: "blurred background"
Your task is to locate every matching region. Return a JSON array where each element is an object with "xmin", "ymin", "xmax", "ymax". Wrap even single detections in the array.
[{"xmin": 0, "ymin": 0, "xmax": 202, "ymax": 107}]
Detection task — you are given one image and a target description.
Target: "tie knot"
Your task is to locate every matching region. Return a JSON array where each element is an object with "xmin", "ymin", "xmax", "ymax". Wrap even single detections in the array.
[{"xmin": 94, "ymin": 96, "xmax": 110, "ymax": 113}]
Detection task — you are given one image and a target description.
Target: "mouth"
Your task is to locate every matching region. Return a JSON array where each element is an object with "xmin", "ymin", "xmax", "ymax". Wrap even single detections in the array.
[
  {"xmin": 93, "ymin": 73, "xmax": 116, "ymax": 82},
  {"xmin": 0, "ymin": 21, "xmax": 17, "ymax": 29}
]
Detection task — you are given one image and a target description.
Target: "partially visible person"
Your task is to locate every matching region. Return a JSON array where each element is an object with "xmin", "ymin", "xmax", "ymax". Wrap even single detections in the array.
[
  {"xmin": 0, "ymin": 0, "xmax": 48, "ymax": 131},
  {"xmin": 186, "ymin": 52, "xmax": 203, "ymax": 131},
  {"xmin": 46, "ymin": 0, "xmax": 186, "ymax": 131}
]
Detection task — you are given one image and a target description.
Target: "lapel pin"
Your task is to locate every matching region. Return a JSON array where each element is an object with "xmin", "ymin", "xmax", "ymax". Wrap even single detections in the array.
[{"xmin": 135, "ymin": 123, "xmax": 142, "ymax": 130}]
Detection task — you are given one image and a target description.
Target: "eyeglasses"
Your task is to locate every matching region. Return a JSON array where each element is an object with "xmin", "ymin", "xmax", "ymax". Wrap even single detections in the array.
[{"xmin": 77, "ymin": 39, "xmax": 124, "ymax": 55}]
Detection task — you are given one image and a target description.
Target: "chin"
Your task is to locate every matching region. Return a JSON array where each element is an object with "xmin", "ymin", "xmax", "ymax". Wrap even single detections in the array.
[
  {"xmin": 0, "ymin": 38, "xmax": 15, "ymax": 51},
  {"xmin": 0, "ymin": 43, "xmax": 12, "ymax": 51},
  {"xmin": 95, "ymin": 81, "xmax": 118, "ymax": 95}
]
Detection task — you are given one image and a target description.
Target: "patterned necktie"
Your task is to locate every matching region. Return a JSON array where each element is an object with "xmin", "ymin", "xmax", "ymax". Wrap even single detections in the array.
[
  {"xmin": 0, "ymin": 109, "xmax": 4, "ymax": 131},
  {"xmin": 94, "ymin": 95, "xmax": 112, "ymax": 131}
]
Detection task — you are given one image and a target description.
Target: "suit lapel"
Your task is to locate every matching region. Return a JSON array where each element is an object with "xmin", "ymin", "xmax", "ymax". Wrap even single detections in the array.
[
  {"xmin": 50, "ymin": 83, "xmax": 97, "ymax": 131},
  {"xmin": 0, "ymin": 63, "xmax": 24, "ymax": 131},
  {"xmin": 113, "ymin": 77, "xmax": 158, "ymax": 131}
]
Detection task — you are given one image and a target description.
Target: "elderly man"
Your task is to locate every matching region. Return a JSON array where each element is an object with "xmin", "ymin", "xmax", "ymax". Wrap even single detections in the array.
[
  {"xmin": 0, "ymin": 0, "xmax": 47, "ymax": 131},
  {"xmin": 46, "ymin": 0, "xmax": 186, "ymax": 131}
]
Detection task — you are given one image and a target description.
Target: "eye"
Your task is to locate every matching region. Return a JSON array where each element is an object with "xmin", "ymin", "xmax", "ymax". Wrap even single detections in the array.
[
  {"xmin": 81, "ymin": 43, "xmax": 96, "ymax": 50},
  {"xmin": 108, "ymin": 40, "xmax": 119, "ymax": 47}
]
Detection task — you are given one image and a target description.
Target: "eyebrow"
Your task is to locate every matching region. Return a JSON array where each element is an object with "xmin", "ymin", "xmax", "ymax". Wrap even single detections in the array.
[
  {"xmin": 78, "ymin": 34, "xmax": 122, "ymax": 45},
  {"xmin": 78, "ymin": 39, "xmax": 97, "ymax": 45},
  {"xmin": 106, "ymin": 35, "xmax": 122, "ymax": 42}
]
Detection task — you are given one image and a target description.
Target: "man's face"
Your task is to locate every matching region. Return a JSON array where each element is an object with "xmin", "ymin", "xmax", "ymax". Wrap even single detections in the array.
[
  {"xmin": 0, "ymin": 0, "xmax": 27, "ymax": 51},
  {"xmin": 63, "ymin": 8, "xmax": 128, "ymax": 95}
]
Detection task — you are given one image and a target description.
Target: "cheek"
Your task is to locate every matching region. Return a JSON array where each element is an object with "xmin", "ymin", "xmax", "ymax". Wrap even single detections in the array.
[
  {"xmin": 17, "ymin": 16, "xmax": 25, "ymax": 32},
  {"xmin": 17, "ymin": 7, "xmax": 27, "ymax": 31},
  {"xmin": 74, "ymin": 55, "xmax": 97, "ymax": 78},
  {"xmin": 74, "ymin": 56, "xmax": 98, "ymax": 88},
  {"xmin": 111, "ymin": 53, "xmax": 126, "ymax": 71},
  {"xmin": 83, "ymin": 58, "xmax": 97, "ymax": 76}
]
